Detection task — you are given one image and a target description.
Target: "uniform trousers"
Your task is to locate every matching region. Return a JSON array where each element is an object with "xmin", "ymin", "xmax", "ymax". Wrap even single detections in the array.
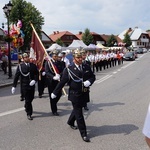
[
  {"xmin": 38, "ymin": 76, "xmax": 46, "ymax": 96},
  {"xmin": 47, "ymin": 79, "xmax": 62, "ymax": 113},
  {"xmin": 67, "ymin": 101, "xmax": 87, "ymax": 137},
  {"xmin": 24, "ymin": 86, "xmax": 35, "ymax": 116},
  {"xmin": 49, "ymin": 92, "xmax": 62, "ymax": 113}
]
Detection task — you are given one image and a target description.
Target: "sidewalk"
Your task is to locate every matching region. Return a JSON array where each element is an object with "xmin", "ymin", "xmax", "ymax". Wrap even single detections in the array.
[{"xmin": 0, "ymin": 64, "xmax": 17, "ymax": 88}]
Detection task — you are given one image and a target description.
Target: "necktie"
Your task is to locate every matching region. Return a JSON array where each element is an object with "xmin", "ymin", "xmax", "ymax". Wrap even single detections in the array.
[{"xmin": 79, "ymin": 65, "xmax": 82, "ymax": 71}]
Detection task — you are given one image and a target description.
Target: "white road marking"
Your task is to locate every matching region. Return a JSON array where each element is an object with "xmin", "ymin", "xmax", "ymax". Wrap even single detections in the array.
[
  {"xmin": 95, "ymin": 74, "xmax": 113, "ymax": 84},
  {"xmin": 96, "ymin": 54, "xmax": 145, "ymax": 84},
  {"xmin": 0, "ymin": 107, "xmax": 24, "ymax": 117},
  {"xmin": 121, "ymin": 61, "xmax": 135, "ymax": 69},
  {"xmin": 113, "ymin": 72, "xmax": 117, "ymax": 74}
]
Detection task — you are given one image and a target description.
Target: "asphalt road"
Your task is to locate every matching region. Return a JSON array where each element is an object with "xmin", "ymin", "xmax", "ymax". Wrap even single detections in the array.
[{"xmin": 0, "ymin": 53, "xmax": 150, "ymax": 150}]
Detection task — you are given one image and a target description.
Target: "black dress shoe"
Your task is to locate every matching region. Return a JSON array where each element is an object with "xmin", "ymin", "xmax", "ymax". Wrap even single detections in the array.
[
  {"xmin": 20, "ymin": 98, "xmax": 25, "ymax": 101},
  {"xmin": 84, "ymin": 106, "xmax": 89, "ymax": 111},
  {"xmin": 39, "ymin": 95, "xmax": 42, "ymax": 98},
  {"xmin": 70, "ymin": 125, "xmax": 78, "ymax": 130},
  {"xmin": 27, "ymin": 115, "xmax": 33, "ymax": 120},
  {"xmin": 82, "ymin": 136, "xmax": 90, "ymax": 142},
  {"xmin": 53, "ymin": 112, "xmax": 59, "ymax": 116}
]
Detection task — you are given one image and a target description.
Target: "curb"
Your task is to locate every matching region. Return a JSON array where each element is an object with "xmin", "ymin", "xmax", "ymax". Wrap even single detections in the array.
[{"xmin": 0, "ymin": 82, "xmax": 13, "ymax": 88}]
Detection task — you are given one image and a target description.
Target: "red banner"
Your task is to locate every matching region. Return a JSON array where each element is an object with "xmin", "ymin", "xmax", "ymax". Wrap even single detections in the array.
[{"xmin": 31, "ymin": 30, "xmax": 45, "ymax": 71}]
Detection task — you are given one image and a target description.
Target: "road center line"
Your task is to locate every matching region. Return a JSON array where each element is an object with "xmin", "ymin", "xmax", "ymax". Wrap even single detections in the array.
[
  {"xmin": 96, "ymin": 75, "xmax": 113, "ymax": 84},
  {"xmin": 0, "ymin": 107, "xmax": 24, "ymax": 117}
]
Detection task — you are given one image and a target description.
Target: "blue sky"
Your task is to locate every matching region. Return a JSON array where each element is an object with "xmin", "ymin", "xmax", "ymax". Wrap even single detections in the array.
[{"xmin": 1, "ymin": 0, "xmax": 150, "ymax": 35}]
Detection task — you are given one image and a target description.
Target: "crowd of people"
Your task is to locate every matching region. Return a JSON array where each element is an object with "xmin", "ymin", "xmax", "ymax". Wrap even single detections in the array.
[
  {"xmin": 85, "ymin": 50, "xmax": 124, "ymax": 73},
  {"xmin": 10, "ymin": 48, "xmax": 150, "ymax": 145}
]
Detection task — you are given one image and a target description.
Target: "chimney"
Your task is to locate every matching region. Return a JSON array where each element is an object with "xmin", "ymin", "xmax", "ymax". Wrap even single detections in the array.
[
  {"xmin": 53, "ymin": 31, "xmax": 56, "ymax": 34},
  {"xmin": 128, "ymin": 28, "xmax": 132, "ymax": 32},
  {"xmin": 57, "ymin": 31, "xmax": 59, "ymax": 34},
  {"xmin": 79, "ymin": 31, "xmax": 82, "ymax": 35}
]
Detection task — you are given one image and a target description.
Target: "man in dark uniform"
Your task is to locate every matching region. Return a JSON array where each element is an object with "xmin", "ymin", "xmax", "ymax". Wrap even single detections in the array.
[
  {"xmin": 11, "ymin": 53, "xmax": 38, "ymax": 120},
  {"xmin": 38, "ymin": 59, "xmax": 46, "ymax": 98},
  {"xmin": 81, "ymin": 50, "xmax": 91, "ymax": 111},
  {"xmin": 45, "ymin": 51, "xmax": 64, "ymax": 116},
  {"xmin": 51, "ymin": 50, "xmax": 95, "ymax": 142},
  {"xmin": 57, "ymin": 53, "xmax": 66, "ymax": 70}
]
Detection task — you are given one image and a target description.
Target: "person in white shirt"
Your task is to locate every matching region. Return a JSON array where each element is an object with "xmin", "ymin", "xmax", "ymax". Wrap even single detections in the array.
[
  {"xmin": 61, "ymin": 52, "xmax": 70, "ymax": 67},
  {"xmin": 143, "ymin": 103, "xmax": 150, "ymax": 148}
]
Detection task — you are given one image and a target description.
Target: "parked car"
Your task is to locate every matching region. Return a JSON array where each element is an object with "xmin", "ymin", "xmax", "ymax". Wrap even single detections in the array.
[
  {"xmin": 142, "ymin": 48, "xmax": 148, "ymax": 53},
  {"xmin": 123, "ymin": 52, "xmax": 135, "ymax": 61},
  {"xmin": 136, "ymin": 48, "xmax": 143, "ymax": 54},
  {"xmin": 132, "ymin": 50, "xmax": 138, "ymax": 58}
]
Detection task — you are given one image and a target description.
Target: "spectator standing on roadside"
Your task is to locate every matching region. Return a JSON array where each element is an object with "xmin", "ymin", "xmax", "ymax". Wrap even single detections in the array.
[
  {"xmin": 143, "ymin": 103, "xmax": 150, "ymax": 148},
  {"xmin": 11, "ymin": 53, "xmax": 38, "ymax": 120},
  {"xmin": 1, "ymin": 52, "xmax": 8, "ymax": 74}
]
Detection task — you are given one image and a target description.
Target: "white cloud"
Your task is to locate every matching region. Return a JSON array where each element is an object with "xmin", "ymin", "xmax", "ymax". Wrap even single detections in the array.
[{"xmin": 1, "ymin": 0, "xmax": 150, "ymax": 35}]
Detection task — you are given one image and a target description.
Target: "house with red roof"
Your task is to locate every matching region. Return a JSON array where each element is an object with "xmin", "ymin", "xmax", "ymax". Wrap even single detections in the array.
[
  {"xmin": 76, "ymin": 31, "xmax": 105, "ymax": 45},
  {"xmin": 49, "ymin": 31, "xmax": 79, "ymax": 47}
]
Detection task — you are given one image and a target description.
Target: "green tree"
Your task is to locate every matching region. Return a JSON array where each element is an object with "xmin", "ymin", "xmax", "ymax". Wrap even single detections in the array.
[
  {"xmin": 82, "ymin": 28, "xmax": 93, "ymax": 46},
  {"xmin": 10, "ymin": 0, "xmax": 44, "ymax": 51},
  {"xmin": 107, "ymin": 34, "xmax": 117, "ymax": 47},
  {"xmin": 123, "ymin": 33, "xmax": 132, "ymax": 47},
  {"xmin": 56, "ymin": 38, "xmax": 64, "ymax": 46}
]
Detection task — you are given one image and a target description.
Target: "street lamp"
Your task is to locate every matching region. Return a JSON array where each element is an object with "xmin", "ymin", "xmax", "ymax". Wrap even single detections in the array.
[{"xmin": 3, "ymin": 1, "xmax": 13, "ymax": 79}]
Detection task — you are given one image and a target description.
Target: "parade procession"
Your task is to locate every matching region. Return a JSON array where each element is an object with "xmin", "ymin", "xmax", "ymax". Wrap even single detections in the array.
[
  {"xmin": 1, "ymin": 0, "xmax": 150, "ymax": 149},
  {"xmin": 1, "ymin": 23, "xmax": 150, "ymax": 149}
]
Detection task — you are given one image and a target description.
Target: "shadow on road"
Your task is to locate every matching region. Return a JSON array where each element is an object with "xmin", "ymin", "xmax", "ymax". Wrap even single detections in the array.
[
  {"xmin": 84, "ymin": 101, "xmax": 125, "ymax": 119},
  {"xmin": 88, "ymin": 124, "xmax": 139, "ymax": 138}
]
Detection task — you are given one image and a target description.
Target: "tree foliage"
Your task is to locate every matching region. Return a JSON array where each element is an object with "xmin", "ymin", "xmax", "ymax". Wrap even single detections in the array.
[
  {"xmin": 107, "ymin": 34, "xmax": 117, "ymax": 47},
  {"xmin": 56, "ymin": 38, "xmax": 64, "ymax": 46},
  {"xmin": 10, "ymin": 0, "xmax": 44, "ymax": 51},
  {"xmin": 123, "ymin": 33, "xmax": 132, "ymax": 47},
  {"xmin": 82, "ymin": 28, "xmax": 93, "ymax": 46}
]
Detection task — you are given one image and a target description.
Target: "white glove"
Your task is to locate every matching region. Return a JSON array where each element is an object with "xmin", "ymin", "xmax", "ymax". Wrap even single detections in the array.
[
  {"xmin": 53, "ymin": 74, "xmax": 60, "ymax": 81},
  {"xmin": 42, "ymin": 72, "xmax": 46, "ymax": 76},
  {"xmin": 83, "ymin": 80, "xmax": 91, "ymax": 87},
  {"xmin": 51, "ymin": 93, "xmax": 56, "ymax": 99},
  {"xmin": 29, "ymin": 80, "xmax": 36, "ymax": 86},
  {"xmin": 11, "ymin": 87, "xmax": 16, "ymax": 94}
]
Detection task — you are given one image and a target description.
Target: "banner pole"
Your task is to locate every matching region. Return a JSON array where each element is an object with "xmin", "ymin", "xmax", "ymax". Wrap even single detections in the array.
[{"xmin": 30, "ymin": 22, "xmax": 67, "ymax": 95}]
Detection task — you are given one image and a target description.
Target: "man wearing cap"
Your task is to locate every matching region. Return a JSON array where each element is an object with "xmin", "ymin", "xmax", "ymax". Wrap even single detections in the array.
[
  {"xmin": 58, "ymin": 53, "xmax": 66, "ymax": 70},
  {"xmin": 11, "ymin": 53, "xmax": 38, "ymax": 120},
  {"xmin": 81, "ymin": 50, "xmax": 91, "ymax": 111},
  {"xmin": 45, "ymin": 51, "xmax": 64, "ymax": 116},
  {"xmin": 38, "ymin": 59, "xmax": 47, "ymax": 98},
  {"xmin": 61, "ymin": 52, "xmax": 70, "ymax": 67},
  {"xmin": 51, "ymin": 50, "xmax": 95, "ymax": 142}
]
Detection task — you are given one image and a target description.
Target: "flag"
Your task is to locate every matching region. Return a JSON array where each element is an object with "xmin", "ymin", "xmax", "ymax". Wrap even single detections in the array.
[
  {"xmin": 30, "ymin": 23, "xmax": 61, "ymax": 76},
  {"xmin": 31, "ymin": 30, "xmax": 46, "ymax": 71}
]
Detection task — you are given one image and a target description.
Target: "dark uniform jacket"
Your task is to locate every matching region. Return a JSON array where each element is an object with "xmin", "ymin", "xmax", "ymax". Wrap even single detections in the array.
[
  {"xmin": 83, "ymin": 60, "xmax": 91, "ymax": 66},
  {"xmin": 53, "ymin": 63, "xmax": 95, "ymax": 105},
  {"xmin": 13, "ymin": 62, "xmax": 38, "ymax": 89},
  {"xmin": 45, "ymin": 60, "xmax": 65, "ymax": 92}
]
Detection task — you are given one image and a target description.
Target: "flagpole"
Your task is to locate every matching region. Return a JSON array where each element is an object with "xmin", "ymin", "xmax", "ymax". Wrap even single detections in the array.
[{"xmin": 30, "ymin": 22, "xmax": 67, "ymax": 96}]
